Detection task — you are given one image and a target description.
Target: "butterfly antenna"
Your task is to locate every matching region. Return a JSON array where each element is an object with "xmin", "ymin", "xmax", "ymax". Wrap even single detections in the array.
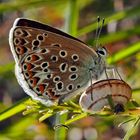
[
  {"xmin": 95, "ymin": 16, "xmax": 100, "ymax": 49},
  {"xmin": 96, "ymin": 18, "xmax": 105, "ymax": 48}
]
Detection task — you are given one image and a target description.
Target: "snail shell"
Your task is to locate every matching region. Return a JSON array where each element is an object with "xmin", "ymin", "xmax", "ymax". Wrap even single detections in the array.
[{"xmin": 79, "ymin": 79, "xmax": 132, "ymax": 112}]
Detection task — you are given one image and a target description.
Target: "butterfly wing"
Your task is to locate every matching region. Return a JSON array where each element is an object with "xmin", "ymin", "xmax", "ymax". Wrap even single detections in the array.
[{"xmin": 9, "ymin": 18, "xmax": 98, "ymax": 105}]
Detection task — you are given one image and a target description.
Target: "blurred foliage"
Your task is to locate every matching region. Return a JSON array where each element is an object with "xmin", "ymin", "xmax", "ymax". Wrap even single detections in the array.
[{"xmin": 0, "ymin": 0, "xmax": 140, "ymax": 140}]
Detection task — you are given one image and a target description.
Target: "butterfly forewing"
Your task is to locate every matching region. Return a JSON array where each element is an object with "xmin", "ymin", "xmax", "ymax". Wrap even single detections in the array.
[{"xmin": 9, "ymin": 18, "xmax": 101, "ymax": 105}]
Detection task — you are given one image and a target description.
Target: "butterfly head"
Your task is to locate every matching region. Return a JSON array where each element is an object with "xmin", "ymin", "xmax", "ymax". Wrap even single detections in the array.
[
  {"xmin": 96, "ymin": 46, "xmax": 107, "ymax": 58},
  {"xmin": 88, "ymin": 47, "xmax": 107, "ymax": 80}
]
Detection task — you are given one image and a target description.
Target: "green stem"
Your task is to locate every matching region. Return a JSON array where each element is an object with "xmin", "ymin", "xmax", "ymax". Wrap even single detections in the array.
[
  {"xmin": 54, "ymin": 0, "xmax": 79, "ymax": 139},
  {"xmin": 65, "ymin": 113, "xmax": 87, "ymax": 125},
  {"xmin": 0, "ymin": 97, "xmax": 30, "ymax": 121},
  {"xmin": 64, "ymin": 0, "xmax": 79, "ymax": 36},
  {"xmin": 107, "ymin": 42, "xmax": 140, "ymax": 64},
  {"xmin": 123, "ymin": 116, "xmax": 140, "ymax": 140},
  {"xmin": 54, "ymin": 112, "xmax": 68, "ymax": 140},
  {"xmin": 77, "ymin": 5, "xmax": 140, "ymax": 36}
]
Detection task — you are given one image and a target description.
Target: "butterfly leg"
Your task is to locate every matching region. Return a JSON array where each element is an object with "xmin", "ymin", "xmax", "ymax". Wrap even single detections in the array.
[
  {"xmin": 58, "ymin": 93, "xmax": 74, "ymax": 105},
  {"xmin": 105, "ymin": 66, "xmax": 122, "ymax": 80},
  {"xmin": 58, "ymin": 96, "xmax": 65, "ymax": 105},
  {"xmin": 58, "ymin": 90, "xmax": 83, "ymax": 105}
]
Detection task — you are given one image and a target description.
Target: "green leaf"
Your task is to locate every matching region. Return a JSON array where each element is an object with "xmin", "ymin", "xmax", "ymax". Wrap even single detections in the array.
[
  {"xmin": 0, "ymin": 0, "xmax": 67, "ymax": 13},
  {"xmin": 0, "ymin": 63, "xmax": 14, "ymax": 78},
  {"xmin": 65, "ymin": 113, "xmax": 87, "ymax": 125},
  {"xmin": 100, "ymin": 25, "xmax": 140, "ymax": 44},
  {"xmin": 64, "ymin": 0, "xmax": 79, "ymax": 36},
  {"xmin": 77, "ymin": 5, "xmax": 140, "ymax": 36},
  {"xmin": 0, "ymin": 97, "xmax": 30, "ymax": 122},
  {"xmin": 107, "ymin": 42, "xmax": 140, "ymax": 64},
  {"xmin": 123, "ymin": 117, "xmax": 140, "ymax": 140}
]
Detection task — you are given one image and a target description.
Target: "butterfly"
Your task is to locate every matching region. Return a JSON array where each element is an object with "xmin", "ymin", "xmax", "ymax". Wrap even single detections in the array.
[{"xmin": 9, "ymin": 18, "xmax": 107, "ymax": 106}]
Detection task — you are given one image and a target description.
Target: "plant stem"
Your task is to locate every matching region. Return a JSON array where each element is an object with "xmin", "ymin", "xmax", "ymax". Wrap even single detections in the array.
[
  {"xmin": 123, "ymin": 116, "xmax": 140, "ymax": 140},
  {"xmin": 54, "ymin": 0, "xmax": 79, "ymax": 139},
  {"xmin": 54, "ymin": 112, "xmax": 68, "ymax": 140}
]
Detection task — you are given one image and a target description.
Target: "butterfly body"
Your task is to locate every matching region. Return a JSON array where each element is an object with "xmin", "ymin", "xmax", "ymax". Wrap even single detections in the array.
[{"xmin": 9, "ymin": 18, "xmax": 106, "ymax": 105}]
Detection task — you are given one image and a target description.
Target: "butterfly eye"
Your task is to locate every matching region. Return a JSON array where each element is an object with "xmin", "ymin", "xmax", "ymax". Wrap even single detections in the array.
[{"xmin": 96, "ymin": 47, "xmax": 107, "ymax": 57}]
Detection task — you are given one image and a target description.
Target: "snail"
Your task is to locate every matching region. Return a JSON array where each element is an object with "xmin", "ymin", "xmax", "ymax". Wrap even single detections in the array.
[{"xmin": 79, "ymin": 79, "xmax": 132, "ymax": 113}]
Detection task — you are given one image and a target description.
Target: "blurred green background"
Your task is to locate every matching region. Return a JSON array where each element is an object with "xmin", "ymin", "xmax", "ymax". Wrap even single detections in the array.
[{"xmin": 0, "ymin": 0, "xmax": 140, "ymax": 140}]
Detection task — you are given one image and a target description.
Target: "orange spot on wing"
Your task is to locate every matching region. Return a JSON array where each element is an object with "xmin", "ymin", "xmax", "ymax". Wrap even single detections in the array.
[
  {"xmin": 27, "ymin": 63, "xmax": 34, "ymax": 70},
  {"xmin": 30, "ymin": 77, "xmax": 40, "ymax": 87},
  {"xmin": 38, "ymin": 84, "xmax": 45, "ymax": 93},
  {"xmin": 31, "ymin": 55, "xmax": 40, "ymax": 61},
  {"xmin": 28, "ymin": 71, "xmax": 34, "ymax": 78}
]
